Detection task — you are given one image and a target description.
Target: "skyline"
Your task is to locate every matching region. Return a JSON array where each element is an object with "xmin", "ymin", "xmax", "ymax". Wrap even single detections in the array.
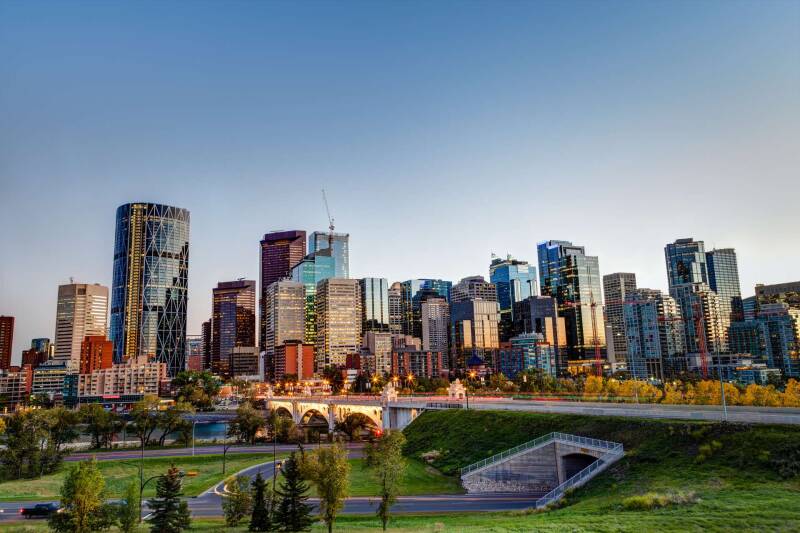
[{"xmin": 2, "ymin": 1, "xmax": 799, "ymax": 361}]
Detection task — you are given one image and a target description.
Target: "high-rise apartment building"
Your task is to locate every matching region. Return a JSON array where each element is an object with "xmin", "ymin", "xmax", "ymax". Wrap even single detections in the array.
[
  {"xmin": 513, "ymin": 296, "xmax": 567, "ymax": 373},
  {"xmin": 755, "ymin": 281, "xmax": 800, "ymax": 311},
  {"xmin": 401, "ymin": 279, "xmax": 452, "ymax": 338},
  {"xmin": 537, "ymin": 240, "xmax": 606, "ymax": 361},
  {"xmin": 450, "ymin": 299, "xmax": 500, "ymax": 370},
  {"xmin": 315, "ymin": 278, "xmax": 362, "ymax": 370},
  {"xmin": 623, "ymin": 289, "xmax": 686, "ymax": 380},
  {"xmin": 309, "ymin": 231, "xmax": 350, "ymax": 278},
  {"xmin": 359, "ymin": 278, "xmax": 390, "ymax": 333},
  {"xmin": 421, "ymin": 296, "xmax": 450, "ymax": 357},
  {"xmin": 730, "ymin": 303, "xmax": 800, "ymax": 378},
  {"xmin": 496, "ymin": 333, "xmax": 557, "ymax": 379},
  {"xmin": 602, "ymin": 273, "xmax": 637, "ymax": 364},
  {"xmin": 79, "ymin": 335, "xmax": 114, "ymax": 374},
  {"xmin": 388, "ymin": 282, "xmax": 403, "ymax": 335},
  {"xmin": 110, "ymin": 203, "xmax": 189, "ymax": 376},
  {"xmin": 490, "ymin": 255, "xmax": 538, "ymax": 341},
  {"xmin": 54, "ymin": 283, "xmax": 108, "ymax": 369},
  {"xmin": 0, "ymin": 316, "xmax": 14, "ymax": 370},
  {"xmin": 706, "ymin": 248, "xmax": 743, "ymax": 347},
  {"xmin": 291, "ymin": 250, "xmax": 335, "ymax": 343},
  {"xmin": 665, "ymin": 238, "xmax": 725, "ymax": 355},
  {"xmin": 259, "ymin": 230, "xmax": 306, "ymax": 350},
  {"xmin": 263, "ymin": 280, "xmax": 306, "ymax": 376},
  {"xmin": 211, "ymin": 280, "xmax": 256, "ymax": 376},
  {"xmin": 451, "ymin": 276, "xmax": 497, "ymax": 304}
]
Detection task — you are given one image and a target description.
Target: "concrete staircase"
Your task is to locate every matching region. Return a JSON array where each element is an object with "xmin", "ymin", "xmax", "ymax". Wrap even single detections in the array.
[{"xmin": 460, "ymin": 432, "xmax": 624, "ymax": 505}]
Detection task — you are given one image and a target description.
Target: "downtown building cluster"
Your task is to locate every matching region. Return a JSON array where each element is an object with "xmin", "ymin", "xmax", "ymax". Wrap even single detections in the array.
[{"xmin": 1, "ymin": 201, "xmax": 799, "ymax": 409}]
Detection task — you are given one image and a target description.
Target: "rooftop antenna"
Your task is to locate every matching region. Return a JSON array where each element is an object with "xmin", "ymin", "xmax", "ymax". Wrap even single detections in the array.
[{"xmin": 322, "ymin": 188, "xmax": 335, "ymax": 249}]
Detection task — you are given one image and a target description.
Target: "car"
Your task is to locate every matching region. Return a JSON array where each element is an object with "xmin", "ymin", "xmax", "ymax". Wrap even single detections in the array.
[{"xmin": 19, "ymin": 503, "xmax": 61, "ymax": 519}]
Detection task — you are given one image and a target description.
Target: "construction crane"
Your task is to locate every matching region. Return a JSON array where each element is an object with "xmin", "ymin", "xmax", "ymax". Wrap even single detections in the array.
[
  {"xmin": 321, "ymin": 189, "xmax": 335, "ymax": 249},
  {"xmin": 590, "ymin": 295, "xmax": 603, "ymax": 377}
]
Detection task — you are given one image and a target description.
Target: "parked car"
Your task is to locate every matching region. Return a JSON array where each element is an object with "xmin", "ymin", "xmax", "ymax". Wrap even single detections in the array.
[{"xmin": 19, "ymin": 503, "xmax": 61, "ymax": 519}]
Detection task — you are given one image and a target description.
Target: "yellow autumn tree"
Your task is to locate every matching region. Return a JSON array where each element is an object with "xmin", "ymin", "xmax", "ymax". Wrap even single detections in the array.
[
  {"xmin": 583, "ymin": 375, "xmax": 604, "ymax": 397},
  {"xmin": 783, "ymin": 379, "xmax": 800, "ymax": 407},
  {"xmin": 743, "ymin": 384, "xmax": 782, "ymax": 407},
  {"xmin": 662, "ymin": 382, "xmax": 686, "ymax": 404}
]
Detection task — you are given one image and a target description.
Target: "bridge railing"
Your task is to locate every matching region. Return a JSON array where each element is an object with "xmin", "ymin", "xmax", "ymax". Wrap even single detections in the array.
[
  {"xmin": 460, "ymin": 432, "xmax": 622, "ymax": 477},
  {"xmin": 535, "ymin": 442, "xmax": 624, "ymax": 508}
]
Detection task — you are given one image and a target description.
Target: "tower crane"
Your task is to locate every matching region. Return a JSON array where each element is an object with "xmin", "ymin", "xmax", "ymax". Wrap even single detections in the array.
[{"xmin": 321, "ymin": 189, "xmax": 335, "ymax": 249}]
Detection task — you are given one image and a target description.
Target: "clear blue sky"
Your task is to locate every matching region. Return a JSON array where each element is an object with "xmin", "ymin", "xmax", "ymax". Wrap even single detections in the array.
[{"xmin": 1, "ymin": 1, "xmax": 798, "ymax": 362}]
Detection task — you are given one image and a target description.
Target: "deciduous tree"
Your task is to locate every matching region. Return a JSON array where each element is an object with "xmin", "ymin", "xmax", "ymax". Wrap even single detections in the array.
[
  {"xmin": 49, "ymin": 459, "xmax": 116, "ymax": 533},
  {"xmin": 365, "ymin": 431, "xmax": 406, "ymax": 530},
  {"xmin": 299, "ymin": 444, "xmax": 350, "ymax": 533}
]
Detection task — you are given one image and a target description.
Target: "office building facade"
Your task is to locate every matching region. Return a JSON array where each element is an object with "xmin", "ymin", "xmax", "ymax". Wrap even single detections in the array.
[
  {"xmin": 513, "ymin": 296, "xmax": 567, "ymax": 373},
  {"xmin": 54, "ymin": 283, "xmax": 109, "ymax": 369},
  {"xmin": 211, "ymin": 280, "xmax": 256, "ymax": 376},
  {"xmin": 110, "ymin": 203, "xmax": 189, "ymax": 376},
  {"xmin": 0, "ymin": 316, "xmax": 13, "ymax": 370},
  {"xmin": 360, "ymin": 278, "xmax": 390, "ymax": 333},
  {"xmin": 756, "ymin": 281, "xmax": 800, "ymax": 311},
  {"xmin": 490, "ymin": 255, "xmax": 538, "ymax": 341},
  {"xmin": 400, "ymin": 279, "xmax": 452, "ymax": 338},
  {"xmin": 79, "ymin": 335, "xmax": 113, "ymax": 374},
  {"xmin": 623, "ymin": 289, "xmax": 686, "ymax": 380},
  {"xmin": 706, "ymin": 248, "xmax": 743, "ymax": 347},
  {"xmin": 451, "ymin": 276, "xmax": 497, "ymax": 304},
  {"xmin": 263, "ymin": 280, "xmax": 306, "ymax": 376},
  {"xmin": 537, "ymin": 240, "xmax": 606, "ymax": 360},
  {"xmin": 315, "ymin": 278, "xmax": 362, "ymax": 370},
  {"xmin": 602, "ymin": 272, "xmax": 637, "ymax": 364},
  {"xmin": 309, "ymin": 231, "xmax": 350, "ymax": 278},
  {"xmin": 450, "ymin": 299, "xmax": 500, "ymax": 371},
  {"xmin": 421, "ymin": 296, "xmax": 450, "ymax": 358},
  {"xmin": 388, "ymin": 282, "xmax": 403, "ymax": 334},
  {"xmin": 259, "ymin": 230, "xmax": 306, "ymax": 350},
  {"xmin": 362, "ymin": 331, "xmax": 393, "ymax": 375},
  {"xmin": 291, "ymin": 250, "xmax": 335, "ymax": 344},
  {"xmin": 496, "ymin": 333, "xmax": 557, "ymax": 379}
]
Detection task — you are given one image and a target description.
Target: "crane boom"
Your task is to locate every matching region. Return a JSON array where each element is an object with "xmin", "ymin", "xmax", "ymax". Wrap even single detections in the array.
[{"xmin": 321, "ymin": 189, "xmax": 335, "ymax": 234}]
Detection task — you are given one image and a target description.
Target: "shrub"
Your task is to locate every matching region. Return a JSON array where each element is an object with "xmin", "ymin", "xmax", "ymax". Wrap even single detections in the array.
[
  {"xmin": 621, "ymin": 491, "xmax": 697, "ymax": 510},
  {"xmin": 770, "ymin": 444, "xmax": 800, "ymax": 479}
]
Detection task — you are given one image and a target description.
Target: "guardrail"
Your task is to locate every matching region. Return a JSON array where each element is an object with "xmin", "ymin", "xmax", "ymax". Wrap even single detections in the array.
[
  {"xmin": 425, "ymin": 402, "xmax": 465, "ymax": 409},
  {"xmin": 460, "ymin": 432, "xmax": 622, "ymax": 477},
  {"xmin": 535, "ymin": 442, "xmax": 624, "ymax": 508}
]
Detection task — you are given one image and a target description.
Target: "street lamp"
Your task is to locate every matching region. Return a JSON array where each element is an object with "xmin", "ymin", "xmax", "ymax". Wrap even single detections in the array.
[
  {"xmin": 139, "ymin": 470, "xmax": 185, "ymax": 522},
  {"xmin": 466, "ymin": 370, "xmax": 477, "ymax": 410}
]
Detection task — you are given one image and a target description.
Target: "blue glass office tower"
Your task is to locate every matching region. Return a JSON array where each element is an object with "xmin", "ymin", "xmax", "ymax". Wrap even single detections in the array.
[
  {"xmin": 359, "ymin": 278, "xmax": 390, "ymax": 333},
  {"xmin": 400, "ymin": 279, "xmax": 452, "ymax": 339},
  {"xmin": 309, "ymin": 231, "xmax": 349, "ymax": 278},
  {"xmin": 537, "ymin": 240, "xmax": 605, "ymax": 362},
  {"xmin": 110, "ymin": 203, "xmax": 189, "ymax": 376},
  {"xmin": 291, "ymin": 250, "xmax": 335, "ymax": 344},
  {"xmin": 490, "ymin": 255, "xmax": 537, "ymax": 341}
]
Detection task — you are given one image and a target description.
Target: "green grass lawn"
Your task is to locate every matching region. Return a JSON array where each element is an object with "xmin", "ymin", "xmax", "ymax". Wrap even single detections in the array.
[
  {"xmin": 0, "ymin": 452, "xmax": 278, "ymax": 501},
  {"xmin": 321, "ymin": 457, "xmax": 462, "ymax": 497}
]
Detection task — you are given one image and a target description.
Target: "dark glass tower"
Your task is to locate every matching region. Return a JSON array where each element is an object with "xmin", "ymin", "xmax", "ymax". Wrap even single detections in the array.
[
  {"xmin": 489, "ymin": 255, "xmax": 537, "ymax": 341},
  {"xmin": 110, "ymin": 203, "xmax": 190, "ymax": 376},
  {"xmin": 211, "ymin": 280, "xmax": 256, "ymax": 376},
  {"xmin": 259, "ymin": 230, "xmax": 306, "ymax": 351},
  {"xmin": 400, "ymin": 279, "xmax": 452, "ymax": 338}
]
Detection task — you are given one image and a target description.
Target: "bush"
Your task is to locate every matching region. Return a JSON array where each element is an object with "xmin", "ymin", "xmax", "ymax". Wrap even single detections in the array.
[
  {"xmin": 770, "ymin": 444, "xmax": 800, "ymax": 478},
  {"xmin": 621, "ymin": 491, "xmax": 697, "ymax": 510}
]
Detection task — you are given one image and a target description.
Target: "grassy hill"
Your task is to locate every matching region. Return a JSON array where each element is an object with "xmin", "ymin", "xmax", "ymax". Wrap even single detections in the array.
[{"xmin": 399, "ymin": 409, "xmax": 800, "ymax": 531}]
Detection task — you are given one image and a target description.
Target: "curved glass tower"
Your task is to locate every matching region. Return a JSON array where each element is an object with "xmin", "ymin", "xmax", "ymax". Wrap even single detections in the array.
[{"xmin": 110, "ymin": 203, "xmax": 190, "ymax": 376}]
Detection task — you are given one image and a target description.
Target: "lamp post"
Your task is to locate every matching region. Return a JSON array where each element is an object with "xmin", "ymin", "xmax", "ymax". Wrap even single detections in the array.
[
  {"xmin": 191, "ymin": 419, "xmax": 197, "ymax": 457},
  {"xmin": 466, "ymin": 370, "xmax": 477, "ymax": 409},
  {"xmin": 139, "ymin": 471, "xmax": 185, "ymax": 522}
]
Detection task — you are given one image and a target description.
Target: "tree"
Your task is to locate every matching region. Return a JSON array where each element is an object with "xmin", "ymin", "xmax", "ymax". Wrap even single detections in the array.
[
  {"xmin": 365, "ymin": 431, "xmax": 406, "ymax": 530},
  {"xmin": 80, "ymin": 404, "xmax": 124, "ymax": 449},
  {"xmin": 333, "ymin": 413, "xmax": 373, "ymax": 441},
  {"xmin": 321, "ymin": 366, "xmax": 345, "ymax": 394},
  {"xmin": 229, "ymin": 402, "xmax": 266, "ymax": 444},
  {"xmin": 45, "ymin": 407, "xmax": 82, "ymax": 453},
  {"xmin": 273, "ymin": 452, "xmax": 313, "ymax": 532},
  {"xmin": 148, "ymin": 466, "xmax": 191, "ymax": 533},
  {"xmin": 49, "ymin": 459, "xmax": 116, "ymax": 533},
  {"xmin": 173, "ymin": 370, "xmax": 221, "ymax": 411},
  {"xmin": 156, "ymin": 402, "xmax": 195, "ymax": 446},
  {"xmin": 118, "ymin": 481, "xmax": 140, "ymax": 533},
  {"xmin": 222, "ymin": 474, "xmax": 253, "ymax": 527},
  {"xmin": 249, "ymin": 472, "xmax": 273, "ymax": 532},
  {"xmin": 299, "ymin": 443, "xmax": 350, "ymax": 533},
  {"xmin": 268, "ymin": 409, "xmax": 296, "ymax": 443},
  {"xmin": 130, "ymin": 395, "xmax": 162, "ymax": 448},
  {"xmin": 0, "ymin": 409, "xmax": 68, "ymax": 480}
]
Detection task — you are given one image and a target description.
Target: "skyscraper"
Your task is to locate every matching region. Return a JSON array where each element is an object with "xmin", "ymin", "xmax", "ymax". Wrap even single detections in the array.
[
  {"xmin": 211, "ymin": 280, "xmax": 256, "ymax": 376},
  {"xmin": 665, "ymin": 238, "xmax": 725, "ymax": 356},
  {"xmin": 263, "ymin": 280, "xmax": 306, "ymax": 376},
  {"xmin": 755, "ymin": 281, "xmax": 800, "ymax": 311},
  {"xmin": 388, "ymin": 282, "xmax": 403, "ymax": 335},
  {"xmin": 537, "ymin": 240, "xmax": 606, "ymax": 362},
  {"xmin": 359, "ymin": 278, "xmax": 390, "ymax": 333},
  {"xmin": 421, "ymin": 295, "xmax": 450, "ymax": 356},
  {"xmin": 110, "ymin": 203, "xmax": 189, "ymax": 376},
  {"xmin": 450, "ymin": 299, "xmax": 500, "ymax": 371},
  {"xmin": 401, "ymin": 279, "xmax": 452, "ymax": 338},
  {"xmin": 602, "ymin": 272, "xmax": 637, "ymax": 364},
  {"xmin": 0, "ymin": 316, "xmax": 13, "ymax": 370},
  {"xmin": 259, "ymin": 230, "xmax": 306, "ymax": 350},
  {"xmin": 309, "ymin": 231, "xmax": 349, "ymax": 278},
  {"xmin": 291, "ymin": 249, "xmax": 335, "ymax": 344},
  {"xmin": 513, "ymin": 296, "xmax": 568, "ymax": 373},
  {"xmin": 706, "ymin": 248, "xmax": 743, "ymax": 346},
  {"xmin": 451, "ymin": 276, "xmax": 497, "ymax": 303},
  {"xmin": 489, "ymin": 255, "xmax": 538, "ymax": 341},
  {"xmin": 623, "ymin": 288, "xmax": 686, "ymax": 380},
  {"xmin": 54, "ymin": 283, "xmax": 109, "ymax": 369},
  {"xmin": 315, "ymin": 278, "xmax": 362, "ymax": 370},
  {"xmin": 201, "ymin": 320, "xmax": 211, "ymax": 370}
]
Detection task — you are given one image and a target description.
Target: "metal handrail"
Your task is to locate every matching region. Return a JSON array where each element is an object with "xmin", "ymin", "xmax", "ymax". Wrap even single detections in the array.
[
  {"xmin": 460, "ymin": 432, "xmax": 621, "ymax": 476},
  {"xmin": 535, "ymin": 443, "xmax": 625, "ymax": 508}
]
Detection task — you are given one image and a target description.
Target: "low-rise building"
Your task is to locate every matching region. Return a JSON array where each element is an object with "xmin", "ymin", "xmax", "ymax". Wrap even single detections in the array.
[
  {"xmin": 77, "ymin": 356, "xmax": 167, "ymax": 398},
  {"xmin": 274, "ymin": 341, "xmax": 315, "ymax": 381},
  {"xmin": 0, "ymin": 365, "xmax": 33, "ymax": 409}
]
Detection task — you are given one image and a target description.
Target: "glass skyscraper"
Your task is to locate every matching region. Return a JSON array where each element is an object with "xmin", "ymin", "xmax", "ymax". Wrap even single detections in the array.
[
  {"xmin": 359, "ymin": 278, "xmax": 390, "ymax": 333},
  {"xmin": 537, "ymin": 240, "xmax": 606, "ymax": 361},
  {"xmin": 400, "ymin": 279, "xmax": 452, "ymax": 338},
  {"xmin": 602, "ymin": 272, "xmax": 637, "ymax": 364},
  {"xmin": 309, "ymin": 231, "xmax": 349, "ymax": 278},
  {"xmin": 291, "ymin": 250, "xmax": 335, "ymax": 344},
  {"xmin": 706, "ymin": 248, "xmax": 743, "ymax": 348},
  {"xmin": 259, "ymin": 230, "xmax": 306, "ymax": 351},
  {"xmin": 489, "ymin": 255, "xmax": 537, "ymax": 341},
  {"xmin": 211, "ymin": 280, "xmax": 256, "ymax": 376},
  {"xmin": 110, "ymin": 203, "xmax": 189, "ymax": 377}
]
